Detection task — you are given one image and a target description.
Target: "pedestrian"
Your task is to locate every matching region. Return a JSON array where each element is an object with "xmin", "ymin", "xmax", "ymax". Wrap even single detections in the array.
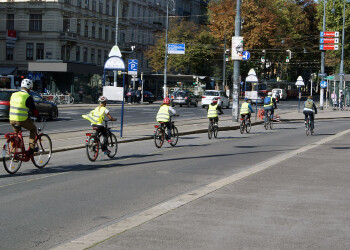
[
  {"xmin": 331, "ymin": 90, "xmax": 337, "ymax": 109},
  {"xmin": 126, "ymin": 85, "xmax": 134, "ymax": 104},
  {"xmin": 339, "ymin": 90, "xmax": 344, "ymax": 110},
  {"xmin": 136, "ymin": 87, "xmax": 141, "ymax": 103}
]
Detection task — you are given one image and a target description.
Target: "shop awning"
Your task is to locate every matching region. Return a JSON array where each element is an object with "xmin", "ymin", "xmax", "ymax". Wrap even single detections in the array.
[{"xmin": 0, "ymin": 67, "xmax": 16, "ymax": 75}]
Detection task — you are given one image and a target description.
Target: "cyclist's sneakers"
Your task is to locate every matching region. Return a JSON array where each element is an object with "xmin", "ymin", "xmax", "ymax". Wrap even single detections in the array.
[
  {"xmin": 28, "ymin": 147, "xmax": 39, "ymax": 155},
  {"xmin": 103, "ymin": 149, "xmax": 111, "ymax": 155},
  {"xmin": 168, "ymin": 139, "xmax": 172, "ymax": 144}
]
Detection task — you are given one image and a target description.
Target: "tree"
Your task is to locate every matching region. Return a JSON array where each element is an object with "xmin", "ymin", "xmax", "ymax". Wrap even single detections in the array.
[{"xmin": 145, "ymin": 19, "xmax": 218, "ymax": 76}]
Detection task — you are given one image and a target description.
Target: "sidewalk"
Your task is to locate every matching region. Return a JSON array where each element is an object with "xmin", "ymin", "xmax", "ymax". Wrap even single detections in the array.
[{"xmin": 54, "ymin": 114, "xmax": 350, "ymax": 250}]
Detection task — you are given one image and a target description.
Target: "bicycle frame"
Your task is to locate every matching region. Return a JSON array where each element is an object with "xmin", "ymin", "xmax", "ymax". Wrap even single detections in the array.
[{"xmin": 4, "ymin": 131, "xmax": 33, "ymax": 162}]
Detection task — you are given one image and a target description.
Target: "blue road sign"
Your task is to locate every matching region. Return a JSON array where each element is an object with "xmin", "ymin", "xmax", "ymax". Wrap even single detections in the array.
[
  {"xmin": 128, "ymin": 59, "xmax": 138, "ymax": 75},
  {"xmin": 168, "ymin": 44, "xmax": 185, "ymax": 54},
  {"xmin": 242, "ymin": 51, "xmax": 250, "ymax": 60},
  {"xmin": 318, "ymin": 73, "xmax": 327, "ymax": 77},
  {"xmin": 320, "ymin": 80, "xmax": 327, "ymax": 88}
]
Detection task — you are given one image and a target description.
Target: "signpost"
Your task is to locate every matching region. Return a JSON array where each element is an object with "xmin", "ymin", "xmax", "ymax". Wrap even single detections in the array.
[
  {"xmin": 295, "ymin": 76, "xmax": 304, "ymax": 113},
  {"xmin": 320, "ymin": 38, "xmax": 339, "ymax": 44},
  {"xmin": 167, "ymin": 44, "xmax": 185, "ymax": 54},
  {"xmin": 319, "ymin": 44, "xmax": 339, "ymax": 50},
  {"xmin": 320, "ymin": 80, "xmax": 327, "ymax": 89},
  {"xmin": 320, "ymin": 31, "xmax": 339, "ymax": 37}
]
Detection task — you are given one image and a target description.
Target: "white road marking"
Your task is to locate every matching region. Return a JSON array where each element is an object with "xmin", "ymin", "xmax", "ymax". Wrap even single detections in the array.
[{"xmin": 52, "ymin": 128, "xmax": 350, "ymax": 250}]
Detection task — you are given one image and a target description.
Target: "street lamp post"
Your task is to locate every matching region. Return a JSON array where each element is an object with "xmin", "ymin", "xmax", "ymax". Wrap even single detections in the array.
[
  {"xmin": 163, "ymin": 0, "xmax": 175, "ymax": 99},
  {"xmin": 320, "ymin": 0, "xmax": 326, "ymax": 110},
  {"xmin": 332, "ymin": 0, "xmax": 349, "ymax": 106},
  {"xmin": 113, "ymin": 0, "xmax": 120, "ymax": 87}
]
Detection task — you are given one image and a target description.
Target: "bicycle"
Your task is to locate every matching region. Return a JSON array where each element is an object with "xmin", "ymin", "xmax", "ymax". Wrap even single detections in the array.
[
  {"xmin": 85, "ymin": 120, "xmax": 118, "ymax": 161},
  {"xmin": 154, "ymin": 115, "xmax": 179, "ymax": 148},
  {"xmin": 305, "ymin": 114, "xmax": 314, "ymax": 136},
  {"xmin": 2, "ymin": 119, "xmax": 52, "ymax": 174},
  {"xmin": 264, "ymin": 109, "xmax": 273, "ymax": 130},
  {"xmin": 240, "ymin": 115, "xmax": 251, "ymax": 134},
  {"xmin": 208, "ymin": 118, "xmax": 218, "ymax": 139}
]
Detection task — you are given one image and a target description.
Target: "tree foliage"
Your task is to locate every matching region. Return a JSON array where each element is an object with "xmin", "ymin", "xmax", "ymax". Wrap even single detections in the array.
[{"xmin": 144, "ymin": 18, "xmax": 218, "ymax": 76}]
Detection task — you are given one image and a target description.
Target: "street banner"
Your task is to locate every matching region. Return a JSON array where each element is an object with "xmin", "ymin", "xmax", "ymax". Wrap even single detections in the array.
[{"xmin": 231, "ymin": 36, "xmax": 243, "ymax": 60}]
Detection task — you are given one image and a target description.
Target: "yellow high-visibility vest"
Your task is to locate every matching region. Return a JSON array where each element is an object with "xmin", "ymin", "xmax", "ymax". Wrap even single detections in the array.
[
  {"xmin": 9, "ymin": 91, "xmax": 30, "ymax": 121},
  {"xmin": 82, "ymin": 106, "xmax": 106, "ymax": 124},
  {"xmin": 156, "ymin": 105, "xmax": 170, "ymax": 122},
  {"xmin": 240, "ymin": 102, "xmax": 250, "ymax": 114},
  {"xmin": 207, "ymin": 104, "xmax": 218, "ymax": 118}
]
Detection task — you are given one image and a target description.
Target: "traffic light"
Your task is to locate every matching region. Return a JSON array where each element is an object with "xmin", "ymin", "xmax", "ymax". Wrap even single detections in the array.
[{"xmin": 225, "ymin": 49, "xmax": 230, "ymax": 61}]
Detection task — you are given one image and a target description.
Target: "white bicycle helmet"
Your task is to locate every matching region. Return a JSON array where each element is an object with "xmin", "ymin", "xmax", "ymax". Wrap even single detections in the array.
[
  {"xmin": 21, "ymin": 79, "xmax": 33, "ymax": 89},
  {"xmin": 98, "ymin": 96, "xmax": 108, "ymax": 102}
]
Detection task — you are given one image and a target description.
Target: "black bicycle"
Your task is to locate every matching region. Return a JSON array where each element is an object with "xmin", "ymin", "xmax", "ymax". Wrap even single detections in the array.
[
  {"xmin": 305, "ymin": 114, "xmax": 314, "ymax": 136},
  {"xmin": 264, "ymin": 109, "xmax": 273, "ymax": 130},
  {"xmin": 240, "ymin": 115, "xmax": 251, "ymax": 134},
  {"xmin": 85, "ymin": 120, "xmax": 118, "ymax": 161},
  {"xmin": 154, "ymin": 115, "xmax": 179, "ymax": 148},
  {"xmin": 208, "ymin": 118, "xmax": 218, "ymax": 139}
]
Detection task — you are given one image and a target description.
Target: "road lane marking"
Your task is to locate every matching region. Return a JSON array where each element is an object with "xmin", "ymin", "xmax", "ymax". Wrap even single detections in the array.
[
  {"xmin": 0, "ymin": 172, "xmax": 66, "ymax": 188},
  {"xmin": 52, "ymin": 127, "xmax": 350, "ymax": 250}
]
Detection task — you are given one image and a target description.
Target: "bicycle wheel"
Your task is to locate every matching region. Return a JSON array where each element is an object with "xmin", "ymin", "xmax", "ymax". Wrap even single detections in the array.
[
  {"xmin": 245, "ymin": 120, "xmax": 251, "ymax": 133},
  {"xmin": 269, "ymin": 118, "xmax": 273, "ymax": 130},
  {"xmin": 154, "ymin": 127, "xmax": 164, "ymax": 148},
  {"xmin": 3, "ymin": 138, "xmax": 23, "ymax": 174},
  {"xmin": 213, "ymin": 124, "xmax": 218, "ymax": 138},
  {"xmin": 264, "ymin": 119, "xmax": 268, "ymax": 130},
  {"xmin": 240, "ymin": 120, "xmax": 245, "ymax": 134},
  {"xmin": 107, "ymin": 133, "xmax": 118, "ymax": 158},
  {"xmin": 170, "ymin": 126, "xmax": 179, "ymax": 146},
  {"xmin": 305, "ymin": 119, "xmax": 310, "ymax": 136},
  {"xmin": 86, "ymin": 135, "xmax": 99, "ymax": 161},
  {"xmin": 32, "ymin": 134, "xmax": 52, "ymax": 168},
  {"xmin": 208, "ymin": 123, "xmax": 213, "ymax": 139}
]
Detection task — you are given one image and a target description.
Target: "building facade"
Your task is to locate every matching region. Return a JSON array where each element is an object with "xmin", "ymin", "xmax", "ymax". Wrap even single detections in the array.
[{"xmin": 0, "ymin": 0, "xmax": 208, "ymax": 100}]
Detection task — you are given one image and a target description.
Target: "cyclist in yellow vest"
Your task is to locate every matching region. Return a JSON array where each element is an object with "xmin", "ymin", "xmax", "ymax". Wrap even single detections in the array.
[
  {"xmin": 263, "ymin": 92, "xmax": 277, "ymax": 123},
  {"xmin": 303, "ymin": 96, "xmax": 317, "ymax": 133},
  {"xmin": 9, "ymin": 78, "xmax": 40, "ymax": 154},
  {"xmin": 82, "ymin": 96, "xmax": 116, "ymax": 154},
  {"xmin": 207, "ymin": 97, "xmax": 224, "ymax": 126},
  {"xmin": 240, "ymin": 98, "xmax": 254, "ymax": 122},
  {"xmin": 156, "ymin": 97, "xmax": 176, "ymax": 143}
]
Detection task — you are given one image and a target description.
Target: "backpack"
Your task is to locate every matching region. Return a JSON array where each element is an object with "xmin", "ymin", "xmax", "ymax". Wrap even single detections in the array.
[
  {"xmin": 305, "ymin": 100, "xmax": 313, "ymax": 109},
  {"xmin": 264, "ymin": 96, "xmax": 271, "ymax": 105}
]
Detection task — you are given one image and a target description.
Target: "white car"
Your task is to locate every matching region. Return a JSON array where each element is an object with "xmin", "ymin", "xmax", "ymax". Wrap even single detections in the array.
[
  {"xmin": 201, "ymin": 90, "xmax": 230, "ymax": 108},
  {"xmin": 272, "ymin": 88, "xmax": 287, "ymax": 100}
]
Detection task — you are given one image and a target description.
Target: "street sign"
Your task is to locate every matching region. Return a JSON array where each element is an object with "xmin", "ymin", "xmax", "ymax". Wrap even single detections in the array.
[
  {"xmin": 325, "ymin": 76, "xmax": 334, "ymax": 80},
  {"xmin": 320, "ymin": 80, "xmax": 327, "ymax": 88},
  {"xmin": 242, "ymin": 51, "xmax": 250, "ymax": 60},
  {"xmin": 320, "ymin": 44, "xmax": 339, "ymax": 50},
  {"xmin": 320, "ymin": 38, "xmax": 339, "ymax": 44},
  {"xmin": 168, "ymin": 44, "xmax": 185, "ymax": 54},
  {"xmin": 128, "ymin": 59, "xmax": 138, "ymax": 75},
  {"xmin": 295, "ymin": 76, "xmax": 305, "ymax": 86},
  {"xmin": 320, "ymin": 31, "xmax": 339, "ymax": 37},
  {"xmin": 104, "ymin": 56, "xmax": 125, "ymax": 70},
  {"xmin": 318, "ymin": 73, "xmax": 327, "ymax": 77}
]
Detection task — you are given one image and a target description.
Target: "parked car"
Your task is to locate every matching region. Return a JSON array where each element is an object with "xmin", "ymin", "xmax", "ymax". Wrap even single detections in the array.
[
  {"xmin": 171, "ymin": 90, "xmax": 198, "ymax": 107},
  {"xmin": 143, "ymin": 91, "xmax": 156, "ymax": 103},
  {"xmin": 0, "ymin": 89, "xmax": 59, "ymax": 120},
  {"xmin": 272, "ymin": 88, "xmax": 287, "ymax": 100},
  {"xmin": 201, "ymin": 90, "xmax": 230, "ymax": 108},
  {"xmin": 251, "ymin": 92, "xmax": 266, "ymax": 105}
]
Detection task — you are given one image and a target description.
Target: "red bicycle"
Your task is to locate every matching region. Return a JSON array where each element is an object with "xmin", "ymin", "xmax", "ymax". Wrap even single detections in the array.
[{"xmin": 2, "ymin": 120, "xmax": 52, "ymax": 174}]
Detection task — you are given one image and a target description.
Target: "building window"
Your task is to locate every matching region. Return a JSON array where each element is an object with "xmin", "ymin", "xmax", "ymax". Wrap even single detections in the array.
[
  {"xmin": 64, "ymin": 0, "xmax": 71, "ymax": 4},
  {"xmin": 92, "ymin": 0, "xmax": 96, "ymax": 11},
  {"xmin": 85, "ymin": 0, "xmax": 89, "ymax": 9},
  {"xmin": 29, "ymin": 14, "xmax": 42, "ymax": 32},
  {"xmin": 105, "ymin": 26, "xmax": 109, "ymax": 41},
  {"xmin": 6, "ymin": 14, "xmax": 14, "ymax": 30},
  {"xmin": 106, "ymin": 1, "xmax": 109, "ymax": 15},
  {"xmin": 36, "ymin": 43, "xmax": 44, "ymax": 60},
  {"xmin": 76, "ymin": 46, "xmax": 80, "ymax": 61},
  {"xmin": 77, "ymin": 0, "xmax": 81, "ymax": 7},
  {"xmin": 6, "ymin": 47, "xmax": 14, "ymax": 61},
  {"xmin": 97, "ymin": 49, "xmax": 101, "ymax": 65},
  {"xmin": 91, "ymin": 48, "xmax": 95, "ymax": 64},
  {"xmin": 77, "ymin": 19, "xmax": 81, "ymax": 35},
  {"xmin": 98, "ymin": 24, "xmax": 102, "ymax": 39},
  {"xmin": 61, "ymin": 45, "xmax": 71, "ymax": 61},
  {"xmin": 63, "ymin": 16, "xmax": 70, "ymax": 32},
  {"xmin": 84, "ymin": 22, "xmax": 89, "ymax": 37},
  {"xmin": 99, "ymin": 0, "xmax": 103, "ymax": 13},
  {"xmin": 92, "ymin": 23, "xmax": 95, "ymax": 38},
  {"xmin": 122, "ymin": 4, "xmax": 128, "ymax": 18},
  {"xmin": 104, "ymin": 50, "xmax": 108, "ymax": 62},
  {"xmin": 26, "ymin": 43, "xmax": 34, "ymax": 60},
  {"xmin": 121, "ymin": 32, "xmax": 125, "ymax": 43},
  {"xmin": 112, "ymin": 2, "xmax": 115, "ymax": 16},
  {"xmin": 83, "ymin": 47, "xmax": 88, "ymax": 62}
]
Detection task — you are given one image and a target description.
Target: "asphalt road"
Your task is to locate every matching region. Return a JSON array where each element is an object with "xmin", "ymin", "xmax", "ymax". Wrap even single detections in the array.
[
  {"xmin": 0, "ymin": 99, "xmax": 301, "ymax": 135},
  {"xmin": 0, "ymin": 116, "xmax": 348, "ymax": 250}
]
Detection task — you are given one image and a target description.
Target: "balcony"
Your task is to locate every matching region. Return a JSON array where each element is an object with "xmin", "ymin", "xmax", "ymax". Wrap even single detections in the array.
[{"xmin": 59, "ymin": 32, "xmax": 77, "ymax": 42}]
